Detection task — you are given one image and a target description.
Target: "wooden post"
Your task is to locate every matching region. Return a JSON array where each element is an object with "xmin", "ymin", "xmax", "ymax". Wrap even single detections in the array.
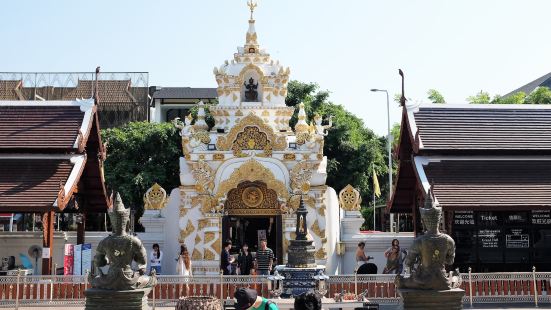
[
  {"xmin": 76, "ymin": 213, "xmax": 86, "ymax": 245},
  {"xmin": 42, "ymin": 211, "xmax": 55, "ymax": 275}
]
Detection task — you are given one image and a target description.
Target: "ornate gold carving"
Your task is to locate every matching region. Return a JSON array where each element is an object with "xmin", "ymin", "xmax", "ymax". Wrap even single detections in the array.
[
  {"xmin": 215, "ymin": 159, "xmax": 289, "ymax": 200},
  {"xmin": 241, "ymin": 185, "xmax": 264, "ymax": 208},
  {"xmin": 192, "ymin": 249, "xmax": 202, "ymax": 260},
  {"xmin": 283, "ymin": 153, "xmax": 296, "ymax": 161},
  {"xmin": 179, "ymin": 207, "xmax": 189, "ymax": 217},
  {"xmin": 213, "ymin": 153, "xmax": 225, "ymax": 161},
  {"xmin": 310, "ymin": 221, "xmax": 325, "ymax": 238},
  {"xmin": 192, "ymin": 131, "xmax": 211, "ymax": 144},
  {"xmin": 179, "ymin": 221, "xmax": 195, "ymax": 242},
  {"xmin": 235, "ymin": 110, "xmax": 244, "ymax": 116},
  {"xmin": 288, "ymin": 194, "xmax": 315, "ymax": 212},
  {"xmin": 317, "ymin": 205, "xmax": 326, "ymax": 216},
  {"xmin": 317, "ymin": 154, "xmax": 323, "ymax": 160},
  {"xmin": 261, "ymin": 110, "xmax": 270, "ymax": 117},
  {"xmin": 232, "ymin": 126, "xmax": 273, "ymax": 157},
  {"xmin": 204, "ymin": 232, "xmax": 216, "ymax": 244},
  {"xmin": 198, "ymin": 218, "xmax": 209, "ymax": 230},
  {"xmin": 315, "ymin": 246, "xmax": 327, "ymax": 260},
  {"xmin": 339, "ymin": 184, "xmax": 362, "ymax": 211},
  {"xmin": 143, "ymin": 183, "xmax": 168, "ymax": 210},
  {"xmin": 239, "ymin": 64, "xmax": 264, "ymax": 84},
  {"xmin": 192, "ymin": 194, "xmax": 217, "ymax": 214},
  {"xmin": 216, "ymin": 113, "xmax": 286, "ymax": 152},
  {"xmin": 211, "ymin": 237, "xmax": 221, "ymax": 254},
  {"xmin": 226, "ymin": 181, "xmax": 279, "ymax": 215},
  {"xmin": 195, "ymin": 234, "xmax": 202, "ymax": 244},
  {"xmin": 191, "ymin": 160, "xmax": 214, "ymax": 194},
  {"xmin": 290, "ymin": 161, "xmax": 314, "ymax": 194},
  {"xmin": 204, "ymin": 248, "xmax": 216, "ymax": 260}
]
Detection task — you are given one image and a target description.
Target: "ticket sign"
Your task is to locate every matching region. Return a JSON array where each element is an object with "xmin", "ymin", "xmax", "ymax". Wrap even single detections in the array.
[
  {"xmin": 531, "ymin": 210, "xmax": 551, "ymax": 225},
  {"xmin": 478, "ymin": 229, "xmax": 501, "ymax": 248}
]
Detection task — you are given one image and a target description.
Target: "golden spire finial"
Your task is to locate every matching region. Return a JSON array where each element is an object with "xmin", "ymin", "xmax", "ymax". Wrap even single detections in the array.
[{"xmin": 247, "ymin": 0, "xmax": 257, "ymax": 20}]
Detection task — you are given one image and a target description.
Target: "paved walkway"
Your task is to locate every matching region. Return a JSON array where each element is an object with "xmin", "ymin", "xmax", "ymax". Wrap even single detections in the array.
[{"xmin": 11, "ymin": 304, "xmax": 550, "ymax": 310}]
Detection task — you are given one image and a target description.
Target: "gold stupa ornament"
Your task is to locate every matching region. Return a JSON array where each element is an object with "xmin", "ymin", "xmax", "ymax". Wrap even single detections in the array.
[{"xmin": 143, "ymin": 183, "xmax": 168, "ymax": 210}]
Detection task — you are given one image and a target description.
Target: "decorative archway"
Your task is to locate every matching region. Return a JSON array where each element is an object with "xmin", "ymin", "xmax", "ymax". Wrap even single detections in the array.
[
  {"xmin": 214, "ymin": 158, "xmax": 289, "ymax": 201},
  {"xmin": 225, "ymin": 181, "xmax": 279, "ymax": 215}
]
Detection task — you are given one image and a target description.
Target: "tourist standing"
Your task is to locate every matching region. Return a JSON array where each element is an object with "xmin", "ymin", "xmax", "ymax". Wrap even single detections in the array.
[
  {"xmin": 234, "ymin": 287, "xmax": 279, "ymax": 310},
  {"xmin": 237, "ymin": 243, "xmax": 254, "ymax": 275},
  {"xmin": 255, "ymin": 238, "xmax": 274, "ymax": 276},
  {"xmin": 294, "ymin": 292, "xmax": 322, "ymax": 310},
  {"xmin": 383, "ymin": 238, "xmax": 404, "ymax": 274},
  {"xmin": 221, "ymin": 239, "xmax": 235, "ymax": 275},
  {"xmin": 177, "ymin": 245, "xmax": 192, "ymax": 276},
  {"xmin": 149, "ymin": 243, "xmax": 163, "ymax": 275}
]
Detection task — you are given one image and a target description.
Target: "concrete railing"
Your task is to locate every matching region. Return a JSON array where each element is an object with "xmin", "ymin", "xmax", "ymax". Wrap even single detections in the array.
[{"xmin": 1, "ymin": 270, "xmax": 550, "ymax": 308}]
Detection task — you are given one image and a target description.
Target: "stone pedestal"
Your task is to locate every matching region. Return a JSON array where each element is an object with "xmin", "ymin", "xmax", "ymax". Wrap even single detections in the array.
[
  {"xmin": 276, "ymin": 265, "xmax": 325, "ymax": 298},
  {"xmin": 85, "ymin": 287, "xmax": 152, "ymax": 310},
  {"xmin": 397, "ymin": 288, "xmax": 465, "ymax": 310}
]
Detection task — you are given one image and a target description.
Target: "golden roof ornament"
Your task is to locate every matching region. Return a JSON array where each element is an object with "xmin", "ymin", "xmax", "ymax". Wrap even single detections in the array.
[
  {"xmin": 339, "ymin": 184, "xmax": 362, "ymax": 211},
  {"xmin": 143, "ymin": 183, "xmax": 168, "ymax": 210},
  {"xmin": 247, "ymin": 0, "xmax": 257, "ymax": 20},
  {"xmin": 295, "ymin": 102, "xmax": 309, "ymax": 133},
  {"xmin": 192, "ymin": 101, "xmax": 209, "ymax": 131}
]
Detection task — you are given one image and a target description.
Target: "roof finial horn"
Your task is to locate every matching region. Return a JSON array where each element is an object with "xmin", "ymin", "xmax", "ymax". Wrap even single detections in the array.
[{"xmin": 247, "ymin": 0, "xmax": 257, "ymax": 20}]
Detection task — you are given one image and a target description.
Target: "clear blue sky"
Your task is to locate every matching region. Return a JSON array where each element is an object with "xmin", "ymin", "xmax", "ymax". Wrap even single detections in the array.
[{"xmin": 2, "ymin": 0, "xmax": 551, "ymax": 135}]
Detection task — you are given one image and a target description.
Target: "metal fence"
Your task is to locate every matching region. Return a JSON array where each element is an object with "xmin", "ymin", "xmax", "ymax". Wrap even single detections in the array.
[{"xmin": 1, "ymin": 271, "xmax": 550, "ymax": 308}]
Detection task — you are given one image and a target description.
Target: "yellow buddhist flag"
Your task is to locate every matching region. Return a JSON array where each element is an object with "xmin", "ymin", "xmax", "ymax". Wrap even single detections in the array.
[{"xmin": 373, "ymin": 165, "xmax": 381, "ymax": 198}]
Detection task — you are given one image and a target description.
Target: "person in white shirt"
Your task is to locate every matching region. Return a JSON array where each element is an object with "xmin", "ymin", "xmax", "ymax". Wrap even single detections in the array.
[
  {"xmin": 177, "ymin": 245, "xmax": 192, "ymax": 276},
  {"xmin": 177, "ymin": 245, "xmax": 192, "ymax": 295},
  {"xmin": 149, "ymin": 243, "xmax": 163, "ymax": 275}
]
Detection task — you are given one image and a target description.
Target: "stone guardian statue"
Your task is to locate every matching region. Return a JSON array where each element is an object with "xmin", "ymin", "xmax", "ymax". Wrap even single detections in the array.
[
  {"xmin": 86, "ymin": 193, "xmax": 156, "ymax": 310},
  {"xmin": 395, "ymin": 186, "xmax": 460, "ymax": 290}
]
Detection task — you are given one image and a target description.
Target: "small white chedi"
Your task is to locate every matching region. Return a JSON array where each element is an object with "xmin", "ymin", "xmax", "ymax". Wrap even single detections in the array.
[{"xmin": 143, "ymin": 2, "xmax": 343, "ymax": 275}]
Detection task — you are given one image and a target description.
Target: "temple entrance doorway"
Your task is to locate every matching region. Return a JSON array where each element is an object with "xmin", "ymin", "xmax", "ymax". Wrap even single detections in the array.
[
  {"xmin": 222, "ymin": 215, "xmax": 283, "ymax": 266},
  {"xmin": 221, "ymin": 180, "xmax": 284, "ymax": 267}
]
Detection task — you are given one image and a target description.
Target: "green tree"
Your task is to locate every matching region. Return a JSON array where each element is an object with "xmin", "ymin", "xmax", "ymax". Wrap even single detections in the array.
[
  {"xmin": 286, "ymin": 81, "xmax": 387, "ymax": 230},
  {"xmin": 467, "ymin": 90, "xmax": 491, "ymax": 104},
  {"xmin": 102, "ymin": 122, "xmax": 181, "ymax": 231},
  {"xmin": 391, "ymin": 122, "xmax": 401, "ymax": 150},
  {"xmin": 525, "ymin": 87, "xmax": 551, "ymax": 104},
  {"xmin": 427, "ymin": 89, "xmax": 445, "ymax": 103},
  {"xmin": 491, "ymin": 92, "xmax": 526, "ymax": 104}
]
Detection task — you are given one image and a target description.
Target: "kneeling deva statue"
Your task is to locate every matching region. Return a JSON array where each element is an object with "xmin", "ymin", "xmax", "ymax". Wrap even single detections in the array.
[
  {"xmin": 395, "ymin": 186, "xmax": 460, "ymax": 290},
  {"xmin": 85, "ymin": 193, "xmax": 156, "ymax": 310},
  {"xmin": 90, "ymin": 193, "xmax": 156, "ymax": 290}
]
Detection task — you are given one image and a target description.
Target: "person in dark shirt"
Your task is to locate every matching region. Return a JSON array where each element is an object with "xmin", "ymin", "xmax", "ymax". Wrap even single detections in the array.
[
  {"xmin": 237, "ymin": 243, "xmax": 254, "ymax": 275},
  {"xmin": 294, "ymin": 292, "xmax": 322, "ymax": 310},
  {"xmin": 221, "ymin": 239, "xmax": 235, "ymax": 275}
]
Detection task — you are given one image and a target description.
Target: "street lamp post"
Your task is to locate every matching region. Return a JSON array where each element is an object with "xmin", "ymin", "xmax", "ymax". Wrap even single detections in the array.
[{"xmin": 370, "ymin": 89, "xmax": 394, "ymax": 231}]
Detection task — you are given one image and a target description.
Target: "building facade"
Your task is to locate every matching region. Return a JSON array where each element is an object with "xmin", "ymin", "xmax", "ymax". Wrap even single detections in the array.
[
  {"xmin": 389, "ymin": 102, "xmax": 551, "ymax": 272},
  {"xmin": 147, "ymin": 4, "xmax": 342, "ymax": 275}
]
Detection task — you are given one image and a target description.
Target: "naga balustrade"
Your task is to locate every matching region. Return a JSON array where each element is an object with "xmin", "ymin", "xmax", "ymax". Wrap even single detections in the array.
[{"xmin": 0, "ymin": 271, "xmax": 550, "ymax": 308}]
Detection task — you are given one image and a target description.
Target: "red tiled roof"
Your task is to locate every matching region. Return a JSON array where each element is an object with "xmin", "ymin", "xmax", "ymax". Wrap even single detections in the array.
[
  {"xmin": 422, "ymin": 159, "xmax": 551, "ymax": 210},
  {"xmin": 0, "ymin": 104, "xmax": 84, "ymax": 151},
  {"xmin": 0, "ymin": 158, "xmax": 74, "ymax": 212}
]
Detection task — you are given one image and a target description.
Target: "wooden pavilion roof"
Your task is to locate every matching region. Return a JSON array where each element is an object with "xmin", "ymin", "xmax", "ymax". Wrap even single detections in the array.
[
  {"xmin": 389, "ymin": 103, "xmax": 551, "ymax": 213},
  {"xmin": 0, "ymin": 99, "xmax": 109, "ymax": 213}
]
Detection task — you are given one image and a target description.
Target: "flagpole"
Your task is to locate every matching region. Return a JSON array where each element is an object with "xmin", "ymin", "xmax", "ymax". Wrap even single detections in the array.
[{"xmin": 373, "ymin": 163, "xmax": 376, "ymax": 231}]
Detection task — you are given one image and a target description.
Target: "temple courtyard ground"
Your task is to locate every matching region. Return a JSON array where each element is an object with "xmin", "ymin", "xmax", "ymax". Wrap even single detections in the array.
[{"xmin": 11, "ymin": 303, "xmax": 551, "ymax": 309}]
